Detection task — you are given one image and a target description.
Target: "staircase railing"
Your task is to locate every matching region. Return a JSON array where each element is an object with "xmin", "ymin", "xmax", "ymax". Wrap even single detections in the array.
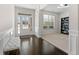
[{"xmin": 2, "ymin": 29, "xmax": 20, "ymax": 52}]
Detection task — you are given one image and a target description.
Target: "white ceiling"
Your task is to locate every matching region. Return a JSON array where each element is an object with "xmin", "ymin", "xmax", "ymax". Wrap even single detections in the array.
[
  {"xmin": 42, "ymin": 4, "xmax": 69, "ymax": 13},
  {"xmin": 15, "ymin": 4, "xmax": 69, "ymax": 13}
]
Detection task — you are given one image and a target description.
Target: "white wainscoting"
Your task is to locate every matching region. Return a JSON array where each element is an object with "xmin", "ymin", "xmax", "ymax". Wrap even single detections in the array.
[{"xmin": 69, "ymin": 30, "xmax": 79, "ymax": 55}]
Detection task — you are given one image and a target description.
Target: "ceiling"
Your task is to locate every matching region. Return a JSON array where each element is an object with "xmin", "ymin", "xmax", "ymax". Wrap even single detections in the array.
[
  {"xmin": 42, "ymin": 4, "xmax": 69, "ymax": 13},
  {"xmin": 15, "ymin": 4, "xmax": 69, "ymax": 13}
]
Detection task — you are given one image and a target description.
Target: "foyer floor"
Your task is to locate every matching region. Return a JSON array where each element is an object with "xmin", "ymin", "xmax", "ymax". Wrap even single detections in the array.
[{"xmin": 4, "ymin": 35, "xmax": 68, "ymax": 55}]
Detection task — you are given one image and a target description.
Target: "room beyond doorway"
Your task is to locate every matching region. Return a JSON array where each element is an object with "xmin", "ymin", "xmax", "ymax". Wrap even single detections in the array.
[{"xmin": 15, "ymin": 7, "xmax": 35, "ymax": 36}]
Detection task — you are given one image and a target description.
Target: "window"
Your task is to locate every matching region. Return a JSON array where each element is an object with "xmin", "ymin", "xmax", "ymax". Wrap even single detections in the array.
[{"xmin": 43, "ymin": 14, "xmax": 55, "ymax": 29}]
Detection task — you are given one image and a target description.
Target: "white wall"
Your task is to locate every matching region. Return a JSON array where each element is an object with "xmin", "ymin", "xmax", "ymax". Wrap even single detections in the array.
[
  {"xmin": 0, "ymin": 4, "xmax": 15, "ymax": 54},
  {"xmin": 0, "ymin": 39, "xmax": 3, "ymax": 55},
  {"xmin": 58, "ymin": 8, "xmax": 70, "ymax": 33},
  {"xmin": 35, "ymin": 6, "xmax": 40, "ymax": 37},
  {"xmin": 0, "ymin": 5, "xmax": 14, "ymax": 32},
  {"xmin": 60, "ymin": 9, "xmax": 69, "ymax": 18},
  {"xmin": 40, "ymin": 10, "xmax": 59, "ymax": 35},
  {"xmin": 69, "ymin": 4, "xmax": 79, "ymax": 55},
  {"xmin": 16, "ymin": 4, "xmax": 47, "ymax": 10}
]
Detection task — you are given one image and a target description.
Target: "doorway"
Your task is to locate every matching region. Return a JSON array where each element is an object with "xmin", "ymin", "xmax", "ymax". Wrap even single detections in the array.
[
  {"xmin": 17, "ymin": 13, "xmax": 32, "ymax": 35},
  {"xmin": 15, "ymin": 7, "xmax": 35, "ymax": 37}
]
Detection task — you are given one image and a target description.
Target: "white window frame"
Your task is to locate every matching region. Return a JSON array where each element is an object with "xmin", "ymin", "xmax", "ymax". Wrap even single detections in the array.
[{"xmin": 43, "ymin": 14, "xmax": 55, "ymax": 29}]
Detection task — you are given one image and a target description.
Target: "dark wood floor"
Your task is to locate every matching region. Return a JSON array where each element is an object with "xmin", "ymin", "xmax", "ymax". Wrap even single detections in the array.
[{"xmin": 4, "ymin": 35, "xmax": 68, "ymax": 55}]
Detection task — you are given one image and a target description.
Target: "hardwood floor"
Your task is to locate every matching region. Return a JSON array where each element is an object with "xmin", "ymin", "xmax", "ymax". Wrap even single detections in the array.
[{"xmin": 4, "ymin": 35, "xmax": 68, "ymax": 55}]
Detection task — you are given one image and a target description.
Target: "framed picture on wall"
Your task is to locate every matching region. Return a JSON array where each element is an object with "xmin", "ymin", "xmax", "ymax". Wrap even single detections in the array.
[{"xmin": 61, "ymin": 17, "xmax": 69, "ymax": 35}]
